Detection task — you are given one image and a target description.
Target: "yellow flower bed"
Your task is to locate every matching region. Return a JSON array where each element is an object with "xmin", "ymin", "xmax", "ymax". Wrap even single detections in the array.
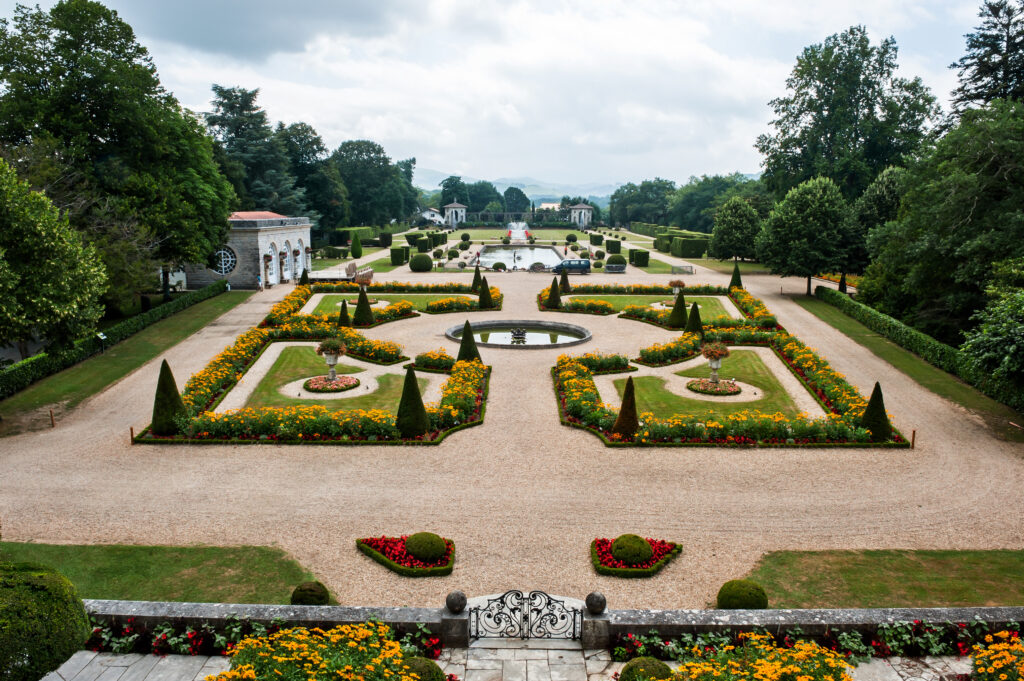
[
  {"xmin": 674, "ymin": 633, "xmax": 852, "ymax": 681},
  {"xmin": 973, "ymin": 632, "xmax": 1024, "ymax": 681}
]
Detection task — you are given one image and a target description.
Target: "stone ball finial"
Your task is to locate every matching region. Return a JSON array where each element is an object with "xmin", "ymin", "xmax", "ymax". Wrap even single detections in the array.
[
  {"xmin": 446, "ymin": 590, "xmax": 467, "ymax": 614},
  {"xmin": 585, "ymin": 591, "xmax": 607, "ymax": 615}
]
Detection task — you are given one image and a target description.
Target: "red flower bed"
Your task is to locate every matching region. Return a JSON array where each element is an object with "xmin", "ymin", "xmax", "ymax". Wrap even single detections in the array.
[
  {"xmin": 593, "ymin": 537, "xmax": 677, "ymax": 570},
  {"xmin": 686, "ymin": 378, "xmax": 741, "ymax": 395},
  {"xmin": 359, "ymin": 535, "xmax": 453, "ymax": 569},
  {"xmin": 303, "ymin": 375, "xmax": 360, "ymax": 392}
]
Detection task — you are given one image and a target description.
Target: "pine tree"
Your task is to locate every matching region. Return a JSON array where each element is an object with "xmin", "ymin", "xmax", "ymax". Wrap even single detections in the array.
[
  {"xmin": 352, "ymin": 288, "xmax": 375, "ymax": 326},
  {"xmin": 478, "ymin": 277, "xmax": 494, "ymax": 309},
  {"xmin": 337, "ymin": 299, "xmax": 351, "ymax": 327},
  {"xmin": 151, "ymin": 359, "xmax": 187, "ymax": 436},
  {"xmin": 729, "ymin": 261, "xmax": 743, "ymax": 290},
  {"xmin": 950, "ymin": 0, "xmax": 1024, "ymax": 112},
  {"xmin": 611, "ymin": 376, "xmax": 639, "ymax": 438},
  {"xmin": 546, "ymin": 276, "xmax": 562, "ymax": 309},
  {"xmin": 667, "ymin": 291, "xmax": 688, "ymax": 328},
  {"xmin": 456, "ymin": 320, "xmax": 481, "ymax": 363},
  {"xmin": 298, "ymin": 269, "xmax": 310, "ymax": 285},
  {"xmin": 395, "ymin": 365, "xmax": 430, "ymax": 438},
  {"xmin": 859, "ymin": 381, "xmax": 893, "ymax": 442},
  {"xmin": 684, "ymin": 302, "xmax": 704, "ymax": 339},
  {"xmin": 559, "ymin": 268, "xmax": 572, "ymax": 293},
  {"xmin": 350, "ymin": 232, "xmax": 363, "ymax": 259},
  {"xmin": 471, "ymin": 264, "xmax": 482, "ymax": 292}
]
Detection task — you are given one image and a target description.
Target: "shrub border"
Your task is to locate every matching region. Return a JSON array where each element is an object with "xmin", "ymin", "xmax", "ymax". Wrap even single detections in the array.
[
  {"xmin": 590, "ymin": 539, "xmax": 682, "ymax": 578},
  {"xmin": 355, "ymin": 538, "xmax": 455, "ymax": 577}
]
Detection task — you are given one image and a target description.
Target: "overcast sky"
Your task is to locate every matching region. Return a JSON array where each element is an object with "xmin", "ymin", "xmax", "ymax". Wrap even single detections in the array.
[{"xmin": 3, "ymin": 0, "xmax": 980, "ymax": 187}]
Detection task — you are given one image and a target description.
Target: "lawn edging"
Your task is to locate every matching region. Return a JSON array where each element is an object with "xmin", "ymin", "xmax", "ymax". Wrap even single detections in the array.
[
  {"xmin": 590, "ymin": 540, "xmax": 682, "ymax": 578},
  {"xmin": 355, "ymin": 538, "xmax": 455, "ymax": 577}
]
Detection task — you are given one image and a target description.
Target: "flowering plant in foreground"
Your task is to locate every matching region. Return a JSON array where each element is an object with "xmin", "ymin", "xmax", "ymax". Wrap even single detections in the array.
[
  {"xmin": 686, "ymin": 378, "xmax": 740, "ymax": 395},
  {"xmin": 303, "ymin": 376, "xmax": 359, "ymax": 392},
  {"xmin": 358, "ymin": 535, "xmax": 454, "ymax": 569},
  {"xmin": 592, "ymin": 537, "xmax": 677, "ymax": 570},
  {"xmin": 972, "ymin": 631, "xmax": 1024, "ymax": 681},
  {"xmin": 673, "ymin": 632, "xmax": 852, "ymax": 681},
  {"xmin": 701, "ymin": 342, "xmax": 730, "ymax": 361},
  {"xmin": 413, "ymin": 347, "xmax": 456, "ymax": 371}
]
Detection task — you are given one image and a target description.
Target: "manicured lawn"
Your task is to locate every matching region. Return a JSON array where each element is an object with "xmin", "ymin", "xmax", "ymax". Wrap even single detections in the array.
[
  {"xmin": 366, "ymin": 256, "xmax": 402, "ymax": 273},
  {"xmin": 0, "ymin": 541, "xmax": 318, "ymax": 604},
  {"xmin": 690, "ymin": 258, "xmax": 770, "ymax": 274},
  {"xmin": 0, "ymin": 291, "xmax": 253, "ymax": 434},
  {"xmin": 311, "ymin": 246, "xmax": 386, "ymax": 271},
  {"xmin": 612, "ymin": 350, "xmax": 801, "ymax": 420},
  {"xmin": 794, "ymin": 297, "xmax": 1024, "ymax": 442},
  {"xmin": 744, "ymin": 549, "xmax": 1024, "ymax": 608},
  {"xmin": 633, "ymin": 257, "xmax": 675, "ymax": 274},
  {"xmin": 565, "ymin": 294, "xmax": 729, "ymax": 317},
  {"xmin": 312, "ymin": 293, "xmax": 474, "ymax": 315},
  {"xmin": 245, "ymin": 346, "xmax": 423, "ymax": 411}
]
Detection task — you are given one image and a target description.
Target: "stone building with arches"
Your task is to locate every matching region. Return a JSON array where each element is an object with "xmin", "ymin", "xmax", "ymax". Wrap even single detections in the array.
[{"xmin": 184, "ymin": 211, "xmax": 312, "ymax": 289}]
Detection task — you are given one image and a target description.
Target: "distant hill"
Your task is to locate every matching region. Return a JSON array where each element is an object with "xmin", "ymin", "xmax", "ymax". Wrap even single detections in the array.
[{"xmin": 413, "ymin": 168, "xmax": 620, "ymax": 205}]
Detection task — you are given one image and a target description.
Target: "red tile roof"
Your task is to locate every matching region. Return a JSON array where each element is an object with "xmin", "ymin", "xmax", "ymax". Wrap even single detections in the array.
[{"xmin": 230, "ymin": 211, "xmax": 287, "ymax": 220}]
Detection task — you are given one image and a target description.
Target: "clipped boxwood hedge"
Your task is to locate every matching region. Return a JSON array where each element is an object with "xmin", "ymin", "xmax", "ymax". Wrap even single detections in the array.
[
  {"xmin": 0, "ymin": 280, "xmax": 228, "ymax": 401},
  {"xmin": 589, "ymin": 539, "xmax": 681, "ymax": 578},
  {"xmin": 355, "ymin": 538, "xmax": 455, "ymax": 577}
]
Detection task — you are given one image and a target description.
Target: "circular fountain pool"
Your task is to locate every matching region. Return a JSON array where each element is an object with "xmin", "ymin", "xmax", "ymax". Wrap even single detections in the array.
[{"xmin": 445, "ymin": 320, "xmax": 591, "ymax": 348}]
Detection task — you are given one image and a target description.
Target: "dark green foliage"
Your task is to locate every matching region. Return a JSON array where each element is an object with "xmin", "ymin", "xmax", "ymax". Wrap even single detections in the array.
[
  {"xmin": 0, "ymin": 562, "xmax": 90, "ymax": 681},
  {"xmin": 336, "ymin": 300, "xmax": 351, "ymax": 327},
  {"xmin": 668, "ymin": 173, "xmax": 752, "ymax": 234},
  {"xmin": 457, "ymin": 321, "xmax": 482, "ymax": 363},
  {"xmin": 611, "ymin": 534, "xmax": 653, "ymax": 565},
  {"xmin": 461, "ymin": 232, "xmax": 471, "ymax": 241},
  {"xmin": 589, "ymin": 540, "xmax": 682, "ymax": 578},
  {"xmin": 630, "ymin": 250, "xmax": 650, "ymax": 267},
  {"xmin": 298, "ymin": 269, "xmax": 310, "ymax": 286},
  {"xmin": 379, "ymin": 233, "xmax": 393, "ymax": 247},
  {"xmin": 390, "ymin": 247, "xmax": 406, "ymax": 266},
  {"xmin": 395, "ymin": 366, "xmax": 429, "ymax": 438},
  {"xmin": 417, "ymin": 238, "xmax": 431, "ymax": 253},
  {"xmin": 356, "ymin": 539, "xmax": 454, "ymax": 577},
  {"xmin": 290, "ymin": 581, "xmax": 329, "ymax": 605},
  {"xmin": 950, "ymin": 0, "xmax": 1024, "ymax": 112},
  {"xmin": 559, "ymin": 269, "xmax": 572, "ymax": 293},
  {"xmin": 566, "ymin": 233, "xmax": 578, "ymax": 243},
  {"xmin": 589, "ymin": 233, "xmax": 604, "ymax": 246},
  {"xmin": 611, "ymin": 376, "xmax": 639, "ymax": 438},
  {"xmin": 409, "ymin": 254, "xmax": 433, "ymax": 272},
  {"xmin": 729, "ymin": 261, "xmax": 743, "ymax": 290},
  {"xmin": 405, "ymin": 658, "xmax": 445, "ymax": 681},
  {"xmin": 471, "ymin": 265, "xmax": 482, "ymax": 292},
  {"xmin": 350, "ymin": 232, "xmax": 363, "ymax": 259},
  {"xmin": 608, "ymin": 178, "xmax": 676, "ymax": 225},
  {"xmin": 477, "ymin": 278, "xmax": 494, "ymax": 309},
  {"xmin": 684, "ymin": 303, "xmax": 704, "ymax": 339},
  {"xmin": 606, "ymin": 239, "xmax": 621, "ymax": 254},
  {"xmin": 860, "ymin": 382, "xmax": 892, "ymax": 443},
  {"xmin": 670, "ymin": 237, "xmax": 710, "ymax": 258},
  {"xmin": 667, "ymin": 292, "xmax": 688, "ymax": 328},
  {"xmin": 151, "ymin": 359, "xmax": 186, "ymax": 436},
  {"xmin": 606, "ymin": 254, "xmax": 627, "ymax": 265},
  {"xmin": 404, "ymin": 532, "xmax": 447, "ymax": 561},
  {"xmin": 546, "ymin": 277, "xmax": 562, "ymax": 309},
  {"xmin": 716, "ymin": 579, "xmax": 768, "ymax": 609},
  {"xmin": 619, "ymin": 657, "xmax": 672, "ymax": 681},
  {"xmin": 710, "ymin": 196, "xmax": 762, "ymax": 261},
  {"xmin": 352, "ymin": 288, "xmax": 375, "ymax": 326},
  {"xmin": 491, "ymin": 261, "xmax": 506, "ymax": 270}
]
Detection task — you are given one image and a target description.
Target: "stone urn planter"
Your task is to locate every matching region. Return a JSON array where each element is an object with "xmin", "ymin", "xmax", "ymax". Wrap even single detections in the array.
[
  {"xmin": 316, "ymin": 339, "xmax": 347, "ymax": 381},
  {"xmin": 701, "ymin": 342, "xmax": 730, "ymax": 384}
]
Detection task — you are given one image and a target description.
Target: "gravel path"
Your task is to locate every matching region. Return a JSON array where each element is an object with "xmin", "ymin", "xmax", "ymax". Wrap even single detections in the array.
[{"xmin": 2, "ymin": 249, "xmax": 1023, "ymax": 611}]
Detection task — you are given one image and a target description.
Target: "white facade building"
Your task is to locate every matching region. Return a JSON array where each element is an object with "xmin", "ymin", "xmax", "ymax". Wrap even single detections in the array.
[
  {"xmin": 444, "ymin": 202, "xmax": 467, "ymax": 228},
  {"xmin": 569, "ymin": 203, "xmax": 594, "ymax": 228}
]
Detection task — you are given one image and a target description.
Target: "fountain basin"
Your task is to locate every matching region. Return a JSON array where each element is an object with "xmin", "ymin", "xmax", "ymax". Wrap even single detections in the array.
[
  {"xmin": 477, "ymin": 244, "xmax": 564, "ymax": 270},
  {"xmin": 446, "ymin": 320, "xmax": 592, "ymax": 349}
]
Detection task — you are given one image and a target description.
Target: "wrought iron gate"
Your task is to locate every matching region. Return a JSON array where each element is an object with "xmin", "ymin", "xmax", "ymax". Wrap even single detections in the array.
[{"xmin": 468, "ymin": 590, "xmax": 582, "ymax": 640}]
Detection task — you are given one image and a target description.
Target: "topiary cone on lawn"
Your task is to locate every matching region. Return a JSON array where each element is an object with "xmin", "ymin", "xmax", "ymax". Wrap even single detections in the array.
[
  {"xmin": 611, "ymin": 376, "xmax": 639, "ymax": 439},
  {"xmin": 471, "ymin": 264, "xmax": 482, "ymax": 292},
  {"xmin": 860, "ymin": 381, "xmax": 892, "ymax": 442},
  {"xmin": 337, "ymin": 299, "xmax": 351, "ymax": 327},
  {"xmin": 478, "ymin": 277, "xmax": 494, "ymax": 309},
  {"xmin": 350, "ymin": 232, "xmax": 363, "ymax": 259},
  {"xmin": 352, "ymin": 287, "xmax": 375, "ymax": 326},
  {"xmin": 684, "ymin": 302, "xmax": 704, "ymax": 340},
  {"xmin": 457, "ymin": 320, "xmax": 482, "ymax": 363},
  {"xmin": 559, "ymin": 268, "xmax": 571, "ymax": 293},
  {"xmin": 546, "ymin": 276, "xmax": 561, "ymax": 309},
  {"xmin": 729, "ymin": 260, "xmax": 743, "ymax": 290},
  {"xmin": 667, "ymin": 291, "xmax": 688, "ymax": 329},
  {"xmin": 298, "ymin": 269, "xmax": 310, "ymax": 286},
  {"xmin": 396, "ymin": 365, "xmax": 430, "ymax": 438},
  {"xmin": 151, "ymin": 359, "xmax": 187, "ymax": 435}
]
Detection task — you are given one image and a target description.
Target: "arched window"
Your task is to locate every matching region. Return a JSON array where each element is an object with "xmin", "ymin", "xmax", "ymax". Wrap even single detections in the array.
[{"xmin": 266, "ymin": 242, "xmax": 278, "ymax": 284}]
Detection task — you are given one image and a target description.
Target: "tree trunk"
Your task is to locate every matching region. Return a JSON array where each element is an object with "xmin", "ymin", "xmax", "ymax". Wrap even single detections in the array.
[
  {"xmin": 17, "ymin": 340, "xmax": 29, "ymax": 360},
  {"xmin": 806, "ymin": 275, "xmax": 812, "ymax": 296},
  {"xmin": 839, "ymin": 272, "xmax": 847, "ymax": 294},
  {"xmin": 162, "ymin": 268, "xmax": 171, "ymax": 302}
]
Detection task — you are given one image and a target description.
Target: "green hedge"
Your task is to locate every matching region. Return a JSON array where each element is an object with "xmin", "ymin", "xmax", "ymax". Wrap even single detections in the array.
[
  {"xmin": 589, "ymin": 233, "xmax": 604, "ymax": 246},
  {"xmin": 628, "ymin": 222, "xmax": 663, "ymax": 237},
  {"xmin": 670, "ymin": 237, "xmax": 709, "ymax": 258},
  {"xmin": 814, "ymin": 286, "xmax": 1023, "ymax": 412},
  {"xmin": 589, "ymin": 540, "xmax": 681, "ymax": 578},
  {"xmin": 0, "ymin": 280, "xmax": 228, "ymax": 401},
  {"xmin": 355, "ymin": 539, "xmax": 454, "ymax": 577},
  {"xmin": 390, "ymin": 247, "xmax": 407, "ymax": 266}
]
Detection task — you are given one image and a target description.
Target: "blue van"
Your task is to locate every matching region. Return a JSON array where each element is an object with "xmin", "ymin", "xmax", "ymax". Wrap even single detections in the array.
[{"xmin": 552, "ymin": 259, "xmax": 591, "ymax": 274}]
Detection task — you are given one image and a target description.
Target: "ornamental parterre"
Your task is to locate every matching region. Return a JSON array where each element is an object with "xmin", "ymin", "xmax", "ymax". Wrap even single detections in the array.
[
  {"xmin": 593, "ymin": 537, "xmax": 678, "ymax": 570},
  {"xmin": 303, "ymin": 375, "xmax": 360, "ymax": 392},
  {"xmin": 686, "ymin": 378, "xmax": 741, "ymax": 395},
  {"xmin": 356, "ymin": 535, "xmax": 455, "ymax": 576}
]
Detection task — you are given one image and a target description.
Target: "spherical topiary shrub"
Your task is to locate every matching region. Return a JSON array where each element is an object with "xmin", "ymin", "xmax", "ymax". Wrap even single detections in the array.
[
  {"xmin": 458, "ymin": 241, "xmax": 470, "ymax": 251},
  {"xmin": 611, "ymin": 534, "xmax": 653, "ymax": 565},
  {"xmin": 405, "ymin": 657, "xmax": 446, "ymax": 681},
  {"xmin": 492, "ymin": 262, "xmax": 507, "ymax": 271},
  {"xmin": 502, "ymin": 237, "xmax": 511, "ymax": 244},
  {"xmin": 291, "ymin": 580, "xmax": 330, "ymax": 605},
  {"xmin": 447, "ymin": 249, "xmax": 459, "ymax": 260},
  {"xmin": 566, "ymin": 234, "xmax": 578, "ymax": 243},
  {"xmin": 607, "ymin": 254, "xmax": 627, "ymax": 265},
  {"xmin": 433, "ymin": 248, "xmax": 443, "ymax": 259},
  {"xmin": 593, "ymin": 260, "xmax": 604, "ymax": 269},
  {"xmin": 405, "ymin": 532, "xmax": 447, "ymax": 562},
  {"xmin": 0, "ymin": 562, "xmax": 90, "ymax": 681},
  {"xmin": 619, "ymin": 657, "xmax": 672, "ymax": 681},
  {"xmin": 461, "ymin": 232, "xmax": 471, "ymax": 242},
  {"xmin": 716, "ymin": 579, "xmax": 768, "ymax": 609},
  {"xmin": 409, "ymin": 254, "xmax": 433, "ymax": 272}
]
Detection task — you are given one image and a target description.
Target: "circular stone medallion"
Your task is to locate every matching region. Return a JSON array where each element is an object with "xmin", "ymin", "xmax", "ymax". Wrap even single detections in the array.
[{"xmin": 686, "ymin": 378, "xmax": 742, "ymax": 396}]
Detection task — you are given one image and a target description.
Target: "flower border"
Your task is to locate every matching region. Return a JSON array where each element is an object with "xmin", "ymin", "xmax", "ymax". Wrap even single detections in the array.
[
  {"xmin": 590, "ymin": 538, "xmax": 682, "ymax": 578},
  {"xmin": 356, "ymin": 537, "xmax": 455, "ymax": 577}
]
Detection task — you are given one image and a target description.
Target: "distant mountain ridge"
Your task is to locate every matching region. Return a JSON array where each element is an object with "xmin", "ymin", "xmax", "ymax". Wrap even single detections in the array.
[{"xmin": 413, "ymin": 168, "xmax": 621, "ymax": 204}]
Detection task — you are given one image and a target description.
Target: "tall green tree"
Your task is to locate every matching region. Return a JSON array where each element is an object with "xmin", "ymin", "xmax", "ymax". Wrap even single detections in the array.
[
  {"xmin": 439, "ymin": 175, "xmax": 470, "ymax": 208},
  {"xmin": 709, "ymin": 196, "xmax": 761, "ymax": 260},
  {"xmin": 331, "ymin": 140, "xmax": 413, "ymax": 224},
  {"xmin": 275, "ymin": 121, "xmax": 350, "ymax": 229},
  {"xmin": 503, "ymin": 186, "xmax": 530, "ymax": 212},
  {"xmin": 755, "ymin": 25, "xmax": 939, "ymax": 200},
  {"xmin": 667, "ymin": 174, "xmax": 746, "ymax": 232},
  {"xmin": 950, "ymin": 0, "xmax": 1024, "ymax": 112},
  {"xmin": 608, "ymin": 178, "xmax": 676, "ymax": 225},
  {"xmin": 839, "ymin": 166, "xmax": 907, "ymax": 283},
  {"xmin": 756, "ymin": 177, "xmax": 847, "ymax": 295},
  {"xmin": 0, "ymin": 158, "xmax": 106, "ymax": 356},
  {"xmin": 467, "ymin": 180, "xmax": 502, "ymax": 212}
]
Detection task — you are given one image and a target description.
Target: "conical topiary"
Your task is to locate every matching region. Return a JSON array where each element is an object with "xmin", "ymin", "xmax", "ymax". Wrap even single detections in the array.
[
  {"xmin": 611, "ymin": 376, "xmax": 639, "ymax": 439},
  {"xmin": 684, "ymin": 302, "xmax": 703, "ymax": 339},
  {"xmin": 859, "ymin": 381, "xmax": 892, "ymax": 443},
  {"xmin": 298, "ymin": 269, "xmax": 310, "ymax": 286},
  {"xmin": 471, "ymin": 264, "xmax": 482, "ymax": 292},
  {"xmin": 729, "ymin": 261, "xmax": 743, "ymax": 290},
  {"xmin": 352, "ymin": 287, "xmax": 375, "ymax": 326},
  {"xmin": 478, "ymin": 277, "xmax": 494, "ymax": 309},
  {"xmin": 667, "ymin": 291, "xmax": 688, "ymax": 328},
  {"xmin": 396, "ymin": 365, "xmax": 430, "ymax": 438},
  {"xmin": 457, "ymin": 320, "xmax": 482, "ymax": 363},
  {"xmin": 559, "ymin": 268, "xmax": 571, "ymax": 293},
  {"xmin": 337, "ymin": 299, "xmax": 351, "ymax": 327},
  {"xmin": 546, "ymin": 276, "xmax": 561, "ymax": 309},
  {"xmin": 838, "ymin": 272, "xmax": 848, "ymax": 294},
  {"xmin": 151, "ymin": 359, "xmax": 187, "ymax": 436},
  {"xmin": 350, "ymin": 232, "xmax": 363, "ymax": 259}
]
